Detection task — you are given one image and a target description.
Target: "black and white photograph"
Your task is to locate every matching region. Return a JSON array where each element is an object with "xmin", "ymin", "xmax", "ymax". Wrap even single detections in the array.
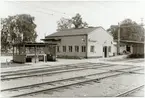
[{"xmin": 0, "ymin": 0, "xmax": 145, "ymax": 97}]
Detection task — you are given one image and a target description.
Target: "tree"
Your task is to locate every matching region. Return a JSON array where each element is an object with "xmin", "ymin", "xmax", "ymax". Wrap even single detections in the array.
[
  {"xmin": 107, "ymin": 19, "xmax": 144, "ymax": 41},
  {"xmin": 57, "ymin": 13, "xmax": 88, "ymax": 30},
  {"xmin": 72, "ymin": 13, "xmax": 88, "ymax": 28},
  {"xmin": 57, "ymin": 17, "xmax": 72, "ymax": 31},
  {"xmin": 1, "ymin": 14, "xmax": 37, "ymax": 52}
]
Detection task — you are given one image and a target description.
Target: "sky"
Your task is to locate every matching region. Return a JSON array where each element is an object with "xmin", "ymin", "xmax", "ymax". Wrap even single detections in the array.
[{"xmin": 0, "ymin": 1, "xmax": 145, "ymax": 42}]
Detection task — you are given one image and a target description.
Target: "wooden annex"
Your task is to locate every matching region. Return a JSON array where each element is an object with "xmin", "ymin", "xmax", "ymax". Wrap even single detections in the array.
[
  {"xmin": 119, "ymin": 40, "xmax": 144, "ymax": 55},
  {"xmin": 12, "ymin": 42, "xmax": 57, "ymax": 63}
]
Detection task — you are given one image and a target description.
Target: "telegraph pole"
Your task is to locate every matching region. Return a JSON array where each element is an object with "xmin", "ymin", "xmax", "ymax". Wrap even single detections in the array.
[{"xmin": 117, "ymin": 23, "xmax": 120, "ymax": 55}]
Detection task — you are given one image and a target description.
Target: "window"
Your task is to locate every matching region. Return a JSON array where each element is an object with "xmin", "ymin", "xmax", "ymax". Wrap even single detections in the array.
[
  {"xmin": 90, "ymin": 46, "xmax": 95, "ymax": 52},
  {"xmin": 69, "ymin": 46, "xmax": 72, "ymax": 52},
  {"xmin": 108, "ymin": 46, "xmax": 111, "ymax": 52},
  {"xmin": 63, "ymin": 46, "xmax": 66, "ymax": 52},
  {"xmin": 82, "ymin": 46, "xmax": 86, "ymax": 52},
  {"xmin": 75, "ymin": 46, "xmax": 79, "ymax": 52},
  {"xmin": 57, "ymin": 46, "xmax": 60, "ymax": 52},
  {"xmin": 103, "ymin": 47, "xmax": 105, "ymax": 52}
]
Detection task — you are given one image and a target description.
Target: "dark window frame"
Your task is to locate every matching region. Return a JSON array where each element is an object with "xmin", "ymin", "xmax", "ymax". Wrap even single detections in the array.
[
  {"xmin": 75, "ymin": 46, "xmax": 79, "ymax": 52},
  {"xmin": 69, "ymin": 46, "xmax": 73, "ymax": 52},
  {"xmin": 57, "ymin": 46, "xmax": 60, "ymax": 52},
  {"xmin": 63, "ymin": 46, "xmax": 66, "ymax": 52},
  {"xmin": 90, "ymin": 46, "xmax": 95, "ymax": 52},
  {"xmin": 82, "ymin": 46, "xmax": 86, "ymax": 52},
  {"xmin": 108, "ymin": 46, "xmax": 111, "ymax": 52}
]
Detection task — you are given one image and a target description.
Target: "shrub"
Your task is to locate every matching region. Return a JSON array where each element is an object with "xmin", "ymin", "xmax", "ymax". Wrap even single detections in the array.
[{"xmin": 127, "ymin": 54, "xmax": 144, "ymax": 58}]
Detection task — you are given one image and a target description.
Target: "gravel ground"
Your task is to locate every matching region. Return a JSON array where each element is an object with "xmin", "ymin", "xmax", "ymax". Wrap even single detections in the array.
[
  {"xmin": 30, "ymin": 73, "xmax": 144, "ymax": 97},
  {"xmin": 1, "ymin": 56, "xmax": 144, "ymax": 97},
  {"xmin": 126, "ymin": 87, "xmax": 144, "ymax": 97},
  {"xmin": 1, "ymin": 64, "xmax": 134, "ymax": 90},
  {"xmin": 1, "ymin": 68, "xmax": 108, "ymax": 89}
]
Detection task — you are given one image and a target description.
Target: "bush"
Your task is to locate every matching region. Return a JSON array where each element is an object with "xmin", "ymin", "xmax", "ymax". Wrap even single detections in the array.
[
  {"xmin": 127, "ymin": 54, "xmax": 144, "ymax": 58},
  {"xmin": 57, "ymin": 55, "xmax": 84, "ymax": 59}
]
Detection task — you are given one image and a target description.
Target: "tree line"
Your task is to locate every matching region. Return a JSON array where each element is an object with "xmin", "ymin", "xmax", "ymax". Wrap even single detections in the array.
[
  {"xmin": 1, "ymin": 14, "xmax": 37, "ymax": 52},
  {"xmin": 1, "ymin": 13, "xmax": 144, "ymax": 53}
]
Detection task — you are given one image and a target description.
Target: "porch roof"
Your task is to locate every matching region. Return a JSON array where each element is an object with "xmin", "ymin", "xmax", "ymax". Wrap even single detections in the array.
[
  {"xmin": 13, "ymin": 42, "xmax": 57, "ymax": 47},
  {"xmin": 114, "ymin": 40, "xmax": 144, "ymax": 44}
]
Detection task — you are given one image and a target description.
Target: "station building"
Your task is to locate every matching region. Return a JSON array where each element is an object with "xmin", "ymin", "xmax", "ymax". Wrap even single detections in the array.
[{"xmin": 43, "ymin": 27, "xmax": 116, "ymax": 58}]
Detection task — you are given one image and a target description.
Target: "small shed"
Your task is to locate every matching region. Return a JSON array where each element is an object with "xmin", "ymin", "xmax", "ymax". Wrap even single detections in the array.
[
  {"xmin": 118, "ymin": 40, "xmax": 144, "ymax": 55},
  {"xmin": 132, "ymin": 42, "xmax": 144, "ymax": 55},
  {"xmin": 12, "ymin": 42, "xmax": 57, "ymax": 63}
]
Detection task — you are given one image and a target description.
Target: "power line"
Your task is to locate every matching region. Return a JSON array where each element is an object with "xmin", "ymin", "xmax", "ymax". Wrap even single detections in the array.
[
  {"xmin": 21, "ymin": 1, "xmax": 72, "ymax": 16},
  {"xmin": 8, "ymin": 1, "xmax": 72, "ymax": 18}
]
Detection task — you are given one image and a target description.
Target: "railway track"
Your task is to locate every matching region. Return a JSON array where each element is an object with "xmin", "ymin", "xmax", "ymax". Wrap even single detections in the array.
[
  {"xmin": 1, "ymin": 63, "xmax": 101, "ymax": 76},
  {"xmin": 1, "ymin": 62, "xmax": 143, "ymax": 81},
  {"xmin": 1, "ymin": 62, "xmax": 93, "ymax": 74},
  {"xmin": 1, "ymin": 66, "xmax": 143, "ymax": 97},
  {"xmin": 1, "ymin": 63, "xmax": 117, "ymax": 81},
  {"xmin": 1, "ymin": 62, "xmax": 136, "ymax": 75},
  {"xmin": 116, "ymin": 85, "xmax": 144, "ymax": 97}
]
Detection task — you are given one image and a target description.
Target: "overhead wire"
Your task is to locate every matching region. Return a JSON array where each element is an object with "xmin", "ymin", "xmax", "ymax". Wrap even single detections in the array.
[
  {"xmin": 21, "ymin": 1, "xmax": 72, "ymax": 16},
  {"xmin": 7, "ymin": 1, "xmax": 72, "ymax": 18}
]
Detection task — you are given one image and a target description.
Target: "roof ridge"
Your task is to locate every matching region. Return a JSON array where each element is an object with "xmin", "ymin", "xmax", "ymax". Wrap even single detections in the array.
[
  {"xmin": 58, "ymin": 26, "xmax": 100, "ymax": 31},
  {"xmin": 45, "ymin": 26, "xmax": 104, "ymax": 38}
]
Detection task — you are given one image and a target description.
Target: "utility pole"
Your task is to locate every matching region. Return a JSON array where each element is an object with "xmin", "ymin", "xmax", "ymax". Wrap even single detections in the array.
[{"xmin": 117, "ymin": 23, "xmax": 120, "ymax": 55}]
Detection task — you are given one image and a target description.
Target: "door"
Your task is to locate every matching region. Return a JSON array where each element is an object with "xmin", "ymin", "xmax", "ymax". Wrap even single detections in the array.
[
  {"xmin": 126, "ymin": 45, "xmax": 130, "ymax": 52},
  {"xmin": 103, "ymin": 46, "xmax": 107, "ymax": 58}
]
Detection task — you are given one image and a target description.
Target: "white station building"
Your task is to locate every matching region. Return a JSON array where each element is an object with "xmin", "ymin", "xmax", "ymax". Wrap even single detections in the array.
[{"xmin": 43, "ymin": 27, "xmax": 116, "ymax": 58}]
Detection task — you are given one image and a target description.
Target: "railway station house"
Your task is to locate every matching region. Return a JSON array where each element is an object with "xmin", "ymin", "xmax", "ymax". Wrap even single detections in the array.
[{"xmin": 42, "ymin": 27, "xmax": 116, "ymax": 59}]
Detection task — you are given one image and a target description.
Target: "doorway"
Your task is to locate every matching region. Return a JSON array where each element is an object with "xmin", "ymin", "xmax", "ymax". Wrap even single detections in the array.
[
  {"xmin": 126, "ymin": 45, "xmax": 130, "ymax": 52},
  {"xmin": 103, "ymin": 46, "xmax": 107, "ymax": 58}
]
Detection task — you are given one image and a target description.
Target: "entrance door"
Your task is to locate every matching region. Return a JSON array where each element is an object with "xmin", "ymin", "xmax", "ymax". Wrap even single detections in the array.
[
  {"xmin": 103, "ymin": 46, "xmax": 107, "ymax": 58},
  {"xmin": 126, "ymin": 45, "xmax": 130, "ymax": 52}
]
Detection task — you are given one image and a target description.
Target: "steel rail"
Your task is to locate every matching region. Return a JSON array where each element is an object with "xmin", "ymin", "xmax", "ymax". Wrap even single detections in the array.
[
  {"xmin": 12, "ymin": 70, "xmax": 138, "ymax": 97},
  {"xmin": 1, "ymin": 62, "xmax": 93, "ymax": 74},
  {"xmin": 112, "ymin": 68, "xmax": 144, "ymax": 74},
  {"xmin": 116, "ymin": 85, "xmax": 144, "ymax": 97},
  {"xmin": 1, "ymin": 70, "xmax": 112, "ymax": 92},
  {"xmin": 1, "ymin": 64, "xmax": 116, "ymax": 81},
  {"xmin": 1, "ymin": 63, "xmax": 100, "ymax": 77},
  {"xmin": 2, "ymin": 66, "xmax": 142, "ymax": 97},
  {"xmin": 2, "ymin": 65, "xmax": 141, "ymax": 81}
]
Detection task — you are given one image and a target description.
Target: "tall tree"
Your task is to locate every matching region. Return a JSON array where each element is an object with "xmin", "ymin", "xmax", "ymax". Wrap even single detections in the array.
[
  {"xmin": 57, "ymin": 13, "xmax": 88, "ymax": 31},
  {"xmin": 107, "ymin": 19, "xmax": 144, "ymax": 41},
  {"xmin": 57, "ymin": 17, "xmax": 72, "ymax": 31},
  {"xmin": 72, "ymin": 13, "xmax": 88, "ymax": 28},
  {"xmin": 1, "ymin": 14, "xmax": 37, "ymax": 52}
]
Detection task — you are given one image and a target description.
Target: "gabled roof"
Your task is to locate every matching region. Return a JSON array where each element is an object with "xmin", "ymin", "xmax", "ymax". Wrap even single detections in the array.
[{"xmin": 45, "ymin": 27, "xmax": 103, "ymax": 38}]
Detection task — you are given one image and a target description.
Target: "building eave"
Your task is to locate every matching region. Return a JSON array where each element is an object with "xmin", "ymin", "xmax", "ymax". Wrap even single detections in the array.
[{"xmin": 114, "ymin": 40, "xmax": 145, "ymax": 44}]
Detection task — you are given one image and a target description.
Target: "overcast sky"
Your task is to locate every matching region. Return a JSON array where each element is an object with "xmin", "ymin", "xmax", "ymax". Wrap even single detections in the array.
[{"xmin": 1, "ymin": 1, "xmax": 145, "ymax": 42}]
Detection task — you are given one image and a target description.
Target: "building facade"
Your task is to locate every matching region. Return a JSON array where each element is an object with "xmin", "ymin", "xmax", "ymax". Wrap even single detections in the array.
[
  {"xmin": 114, "ymin": 40, "xmax": 144, "ymax": 55},
  {"xmin": 43, "ymin": 27, "xmax": 116, "ymax": 58}
]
